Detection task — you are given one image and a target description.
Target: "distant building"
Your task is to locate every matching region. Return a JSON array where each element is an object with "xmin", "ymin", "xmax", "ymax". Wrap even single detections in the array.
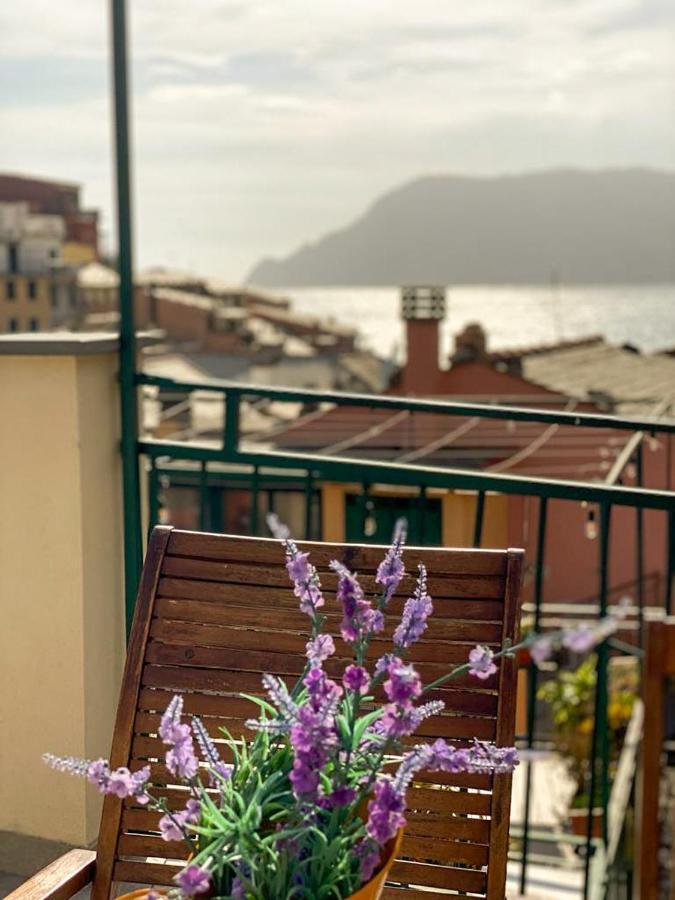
[
  {"xmin": 0, "ymin": 173, "xmax": 98, "ymax": 263},
  {"xmin": 0, "ymin": 201, "xmax": 79, "ymax": 332}
]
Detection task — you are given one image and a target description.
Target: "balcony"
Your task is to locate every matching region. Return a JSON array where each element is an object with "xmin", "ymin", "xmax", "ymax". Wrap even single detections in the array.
[{"xmin": 1, "ymin": 333, "xmax": 674, "ymax": 898}]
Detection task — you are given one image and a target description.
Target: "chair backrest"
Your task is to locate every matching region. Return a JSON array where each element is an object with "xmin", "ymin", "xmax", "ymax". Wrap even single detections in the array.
[
  {"xmin": 92, "ymin": 527, "xmax": 523, "ymax": 900},
  {"xmin": 635, "ymin": 616, "xmax": 675, "ymax": 900}
]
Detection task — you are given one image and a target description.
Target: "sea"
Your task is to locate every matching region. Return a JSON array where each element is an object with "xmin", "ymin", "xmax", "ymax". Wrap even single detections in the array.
[{"xmin": 280, "ymin": 285, "xmax": 675, "ymax": 361}]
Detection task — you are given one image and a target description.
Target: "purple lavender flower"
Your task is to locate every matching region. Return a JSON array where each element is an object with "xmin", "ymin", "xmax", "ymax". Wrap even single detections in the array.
[
  {"xmin": 158, "ymin": 696, "xmax": 199, "ymax": 779},
  {"xmin": 43, "ymin": 755, "xmax": 150, "ymax": 802},
  {"xmin": 175, "ymin": 863, "xmax": 211, "ymax": 896},
  {"xmin": 158, "ymin": 798, "xmax": 200, "ymax": 842},
  {"xmin": 530, "ymin": 636, "xmax": 553, "ymax": 665},
  {"xmin": 191, "ymin": 717, "xmax": 232, "ymax": 786},
  {"xmin": 355, "ymin": 841, "xmax": 382, "ymax": 882},
  {"xmin": 365, "ymin": 778, "xmax": 406, "ymax": 845},
  {"xmin": 393, "ymin": 564, "xmax": 432, "ymax": 649},
  {"xmin": 331, "ymin": 561, "xmax": 383, "ymax": 644},
  {"xmin": 85, "ymin": 758, "xmax": 110, "ymax": 791},
  {"xmin": 343, "ymin": 664, "xmax": 370, "ymax": 694},
  {"xmin": 427, "ymin": 738, "xmax": 519, "ymax": 774},
  {"xmin": 383, "ymin": 658, "xmax": 422, "ymax": 705},
  {"xmin": 267, "ymin": 512, "xmax": 291, "ymax": 540},
  {"xmin": 330, "ymin": 560, "xmax": 384, "ymax": 644},
  {"xmin": 280, "ymin": 537, "xmax": 325, "ymax": 618},
  {"xmin": 323, "ymin": 785, "xmax": 357, "ymax": 808},
  {"xmin": 468, "ymin": 645, "xmax": 497, "ymax": 680},
  {"xmin": 562, "ymin": 624, "xmax": 597, "ymax": 654},
  {"xmin": 231, "ymin": 876, "xmax": 246, "ymax": 899},
  {"xmin": 288, "ymin": 668, "xmax": 341, "ymax": 801},
  {"xmin": 306, "ymin": 634, "xmax": 335, "ymax": 667},
  {"xmin": 262, "ymin": 673, "xmax": 299, "ymax": 722},
  {"xmin": 376, "ymin": 518, "xmax": 407, "ymax": 603}
]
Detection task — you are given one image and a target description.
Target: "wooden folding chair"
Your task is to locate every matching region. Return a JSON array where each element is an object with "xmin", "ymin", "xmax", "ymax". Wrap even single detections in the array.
[{"xmin": 10, "ymin": 527, "xmax": 523, "ymax": 899}]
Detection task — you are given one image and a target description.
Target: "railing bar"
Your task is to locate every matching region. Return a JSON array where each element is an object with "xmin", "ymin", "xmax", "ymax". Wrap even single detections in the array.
[
  {"xmin": 148, "ymin": 456, "xmax": 158, "ymax": 535},
  {"xmin": 139, "ymin": 441, "xmax": 675, "ymax": 511},
  {"xmin": 250, "ymin": 465, "xmax": 259, "ymax": 537},
  {"xmin": 223, "ymin": 390, "xmax": 241, "ymax": 456},
  {"xmin": 417, "ymin": 485, "xmax": 427, "ymax": 545},
  {"xmin": 519, "ymin": 496, "xmax": 548, "ymax": 895},
  {"xmin": 198, "ymin": 461, "xmax": 208, "ymax": 532},
  {"xmin": 137, "ymin": 373, "xmax": 675, "ymax": 435},
  {"xmin": 583, "ymin": 502, "xmax": 612, "ymax": 898},
  {"xmin": 304, "ymin": 471, "xmax": 314, "ymax": 540},
  {"xmin": 472, "ymin": 491, "xmax": 485, "ymax": 548},
  {"xmin": 636, "ymin": 444, "xmax": 645, "ymax": 654}
]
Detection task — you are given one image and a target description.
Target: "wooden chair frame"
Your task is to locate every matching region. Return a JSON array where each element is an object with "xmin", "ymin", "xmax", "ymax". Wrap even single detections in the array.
[{"xmin": 9, "ymin": 527, "xmax": 523, "ymax": 900}]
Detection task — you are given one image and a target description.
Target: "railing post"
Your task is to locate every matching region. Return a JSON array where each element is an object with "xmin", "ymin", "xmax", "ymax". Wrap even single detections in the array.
[
  {"xmin": 304, "ymin": 470, "xmax": 315, "ymax": 540},
  {"xmin": 199, "ymin": 461, "xmax": 208, "ymax": 532},
  {"xmin": 148, "ymin": 456, "xmax": 159, "ymax": 534},
  {"xmin": 519, "ymin": 496, "xmax": 548, "ymax": 894},
  {"xmin": 583, "ymin": 502, "xmax": 612, "ymax": 898},
  {"xmin": 111, "ymin": 0, "xmax": 142, "ymax": 636},
  {"xmin": 635, "ymin": 445, "xmax": 644, "ymax": 653},
  {"xmin": 224, "ymin": 389, "xmax": 241, "ymax": 457},
  {"xmin": 250, "ymin": 465, "xmax": 260, "ymax": 536},
  {"xmin": 473, "ymin": 490, "xmax": 485, "ymax": 548}
]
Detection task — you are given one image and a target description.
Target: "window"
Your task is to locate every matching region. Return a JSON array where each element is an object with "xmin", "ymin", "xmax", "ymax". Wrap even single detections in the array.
[
  {"xmin": 8, "ymin": 244, "xmax": 18, "ymax": 274},
  {"xmin": 28, "ymin": 280, "xmax": 38, "ymax": 300},
  {"xmin": 29, "ymin": 318, "xmax": 38, "ymax": 332},
  {"xmin": 8, "ymin": 317, "xmax": 18, "ymax": 332},
  {"xmin": 50, "ymin": 285, "xmax": 58, "ymax": 309},
  {"xmin": 6, "ymin": 280, "xmax": 16, "ymax": 300}
]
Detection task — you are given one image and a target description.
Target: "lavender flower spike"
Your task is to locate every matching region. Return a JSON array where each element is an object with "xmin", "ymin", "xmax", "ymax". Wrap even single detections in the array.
[
  {"xmin": 468, "ymin": 645, "xmax": 497, "ymax": 680},
  {"xmin": 192, "ymin": 716, "xmax": 233, "ymax": 785},
  {"xmin": 393, "ymin": 563, "xmax": 432, "ymax": 649},
  {"xmin": 266, "ymin": 512, "xmax": 291, "ymax": 541},
  {"xmin": 331, "ymin": 560, "xmax": 383, "ymax": 643},
  {"xmin": 175, "ymin": 863, "xmax": 212, "ymax": 896},
  {"xmin": 272, "ymin": 521, "xmax": 325, "ymax": 619},
  {"xmin": 376, "ymin": 517, "xmax": 407, "ymax": 604}
]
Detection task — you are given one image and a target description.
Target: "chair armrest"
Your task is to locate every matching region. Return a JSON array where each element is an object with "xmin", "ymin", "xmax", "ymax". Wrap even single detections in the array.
[{"xmin": 5, "ymin": 848, "xmax": 96, "ymax": 900}]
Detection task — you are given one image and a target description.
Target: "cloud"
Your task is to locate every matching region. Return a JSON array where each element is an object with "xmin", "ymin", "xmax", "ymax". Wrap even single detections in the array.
[{"xmin": 0, "ymin": 0, "xmax": 673, "ymax": 278}]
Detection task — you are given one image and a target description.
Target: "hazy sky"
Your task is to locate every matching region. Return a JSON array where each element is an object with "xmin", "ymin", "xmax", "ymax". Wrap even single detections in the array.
[{"xmin": 1, "ymin": 0, "xmax": 674, "ymax": 280}]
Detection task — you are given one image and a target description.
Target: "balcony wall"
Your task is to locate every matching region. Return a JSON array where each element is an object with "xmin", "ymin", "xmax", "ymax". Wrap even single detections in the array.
[{"xmin": 0, "ymin": 334, "xmax": 126, "ymax": 847}]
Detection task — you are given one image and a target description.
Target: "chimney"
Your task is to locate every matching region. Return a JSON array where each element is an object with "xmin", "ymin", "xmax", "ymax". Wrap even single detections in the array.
[
  {"xmin": 451, "ymin": 322, "xmax": 488, "ymax": 364},
  {"xmin": 400, "ymin": 286, "xmax": 446, "ymax": 394}
]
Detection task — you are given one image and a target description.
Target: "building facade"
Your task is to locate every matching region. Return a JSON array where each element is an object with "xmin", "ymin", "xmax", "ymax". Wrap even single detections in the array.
[{"xmin": 0, "ymin": 201, "xmax": 79, "ymax": 332}]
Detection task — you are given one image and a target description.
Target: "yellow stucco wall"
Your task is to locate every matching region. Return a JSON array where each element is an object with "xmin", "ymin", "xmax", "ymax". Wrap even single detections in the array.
[{"xmin": 0, "ymin": 351, "xmax": 125, "ymax": 845}]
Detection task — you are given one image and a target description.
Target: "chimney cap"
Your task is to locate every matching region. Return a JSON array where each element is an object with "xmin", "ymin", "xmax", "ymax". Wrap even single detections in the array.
[{"xmin": 401, "ymin": 285, "xmax": 446, "ymax": 321}]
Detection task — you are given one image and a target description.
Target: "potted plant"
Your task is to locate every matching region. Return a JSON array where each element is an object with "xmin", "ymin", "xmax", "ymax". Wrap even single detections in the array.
[
  {"xmin": 45, "ymin": 521, "xmax": 622, "ymax": 899},
  {"xmin": 537, "ymin": 654, "xmax": 637, "ymax": 837}
]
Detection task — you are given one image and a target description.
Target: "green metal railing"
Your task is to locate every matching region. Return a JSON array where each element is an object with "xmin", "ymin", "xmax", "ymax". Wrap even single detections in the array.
[
  {"xmin": 133, "ymin": 374, "xmax": 674, "ymax": 898},
  {"xmin": 110, "ymin": 1, "xmax": 674, "ymax": 894}
]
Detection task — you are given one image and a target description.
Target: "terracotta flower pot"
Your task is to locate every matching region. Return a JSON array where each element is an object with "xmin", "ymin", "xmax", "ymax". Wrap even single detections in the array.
[{"xmin": 115, "ymin": 828, "xmax": 404, "ymax": 900}]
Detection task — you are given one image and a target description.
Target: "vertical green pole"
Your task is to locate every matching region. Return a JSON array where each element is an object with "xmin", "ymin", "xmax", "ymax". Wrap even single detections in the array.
[
  {"xmin": 635, "ymin": 446, "xmax": 644, "ymax": 653},
  {"xmin": 111, "ymin": 0, "xmax": 142, "ymax": 636},
  {"xmin": 519, "ymin": 496, "xmax": 548, "ymax": 895},
  {"xmin": 304, "ymin": 471, "xmax": 314, "ymax": 540},
  {"xmin": 473, "ymin": 490, "xmax": 485, "ymax": 548},
  {"xmin": 417, "ymin": 485, "xmax": 427, "ymax": 545},
  {"xmin": 583, "ymin": 502, "xmax": 612, "ymax": 898},
  {"xmin": 224, "ymin": 390, "xmax": 241, "ymax": 457},
  {"xmin": 148, "ymin": 456, "xmax": 158, "ymax": 534}
]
